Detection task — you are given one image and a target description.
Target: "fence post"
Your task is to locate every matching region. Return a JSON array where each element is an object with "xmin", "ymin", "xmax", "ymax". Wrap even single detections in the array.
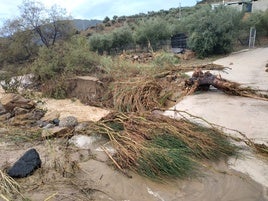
[{"xmin": 249, "ymin": 27, "xmax": 256, "ymax": 49}]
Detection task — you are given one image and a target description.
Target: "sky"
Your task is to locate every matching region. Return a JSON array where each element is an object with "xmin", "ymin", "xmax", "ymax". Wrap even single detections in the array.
[{"xmin": 0, "ymin": 0, "xmax": 197, "ymax": 24}]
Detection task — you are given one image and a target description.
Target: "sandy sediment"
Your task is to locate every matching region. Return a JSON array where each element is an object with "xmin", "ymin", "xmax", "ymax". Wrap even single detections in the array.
[{"xmin": 40, "ymin": 98, "xmax": 110, "ymax": 122}]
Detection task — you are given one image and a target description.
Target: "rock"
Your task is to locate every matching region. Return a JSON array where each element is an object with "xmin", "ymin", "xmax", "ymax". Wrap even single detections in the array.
[
  {"xmin": 42, "ymin": 127, "xmax": 70, "ymax": 138},
  {"xmin": 74, "ymin": 122, "xmax": 89, "ymax": 132},
  {"xmin": 14, "ymin": 107, "xmax": 30, "ymax": 116},
  {"xmin": 59, "ymin": 116, "xmax": 78, "ymax": 128},
  {"xmin": 52, "ymin": 118, "xmax": 60, "ymax": 126},
  {"xmin": 9, "ymin": 109, "xmax": 45, "ymax": 126},
  {"xmin": 69, "ymin": 135, "xmax": 97, "ymax": 149},
  {"xmin": 43, "ymin": 123, "xmax": 55, "ymax": 129},
  {"xmin": 0, "ymin": 103, "xmax": 6, "ymax": 115},
  {"xmin": 41, "ymin": 111, "xmax": 60, "ymax": 122},
  {"xmin": 1, "ymin": 93, "xmax": 35, "ymax": 112},
  {"xmin": 0, "ymin": 113, "xmax": 12, "ymax": 121},
  {"xmin": 7, "ymin": 148, "xmax": 41, "ymax": 178}
]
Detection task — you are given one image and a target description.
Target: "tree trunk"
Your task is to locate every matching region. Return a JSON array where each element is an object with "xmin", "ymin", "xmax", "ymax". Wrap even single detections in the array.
[{"xmin": 185, "ymin": 69, "xmax": 239, "ymax": 92}]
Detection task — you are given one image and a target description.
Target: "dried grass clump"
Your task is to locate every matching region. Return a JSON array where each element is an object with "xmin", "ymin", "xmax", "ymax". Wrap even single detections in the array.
[
  {"xmin": 112, "ymin": 79, "xmax": 167, "ymax": 112},
  {"xmin": 0, "ymin": 170, "xmax": 22, "ymax": 199},
  {"xmin": 90, "ymin": 112, "xmax": 237, "ymax": 180}
]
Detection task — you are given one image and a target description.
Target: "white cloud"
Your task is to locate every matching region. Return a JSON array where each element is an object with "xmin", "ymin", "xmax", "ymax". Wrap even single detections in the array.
[{"xmin": 0, "ymin": 0, "xmax": 197, "ymax": 24}]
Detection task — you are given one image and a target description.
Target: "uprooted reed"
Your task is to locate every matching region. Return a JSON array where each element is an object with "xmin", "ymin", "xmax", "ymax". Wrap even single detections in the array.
[
  {"xmin": 89, "ymin": 112, "xmax": 237, "ymax": 180},
  {"xmin": 112, "ymin": 79, "xmax": 167, "ymax": 112},
  {"xmin": 0, "ymin": 170, "xmax": 22, "ymax": 200}
]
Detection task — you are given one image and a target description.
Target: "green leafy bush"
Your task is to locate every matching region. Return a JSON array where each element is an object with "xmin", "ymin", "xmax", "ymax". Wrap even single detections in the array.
[
  {"xmin": 153, "ymin": 51, "xmax": 180, "ymax": 67},
  {"xmin": 134, "ymin": 17, "xmax": 171, "ymax": 50},
  {"xmin": 256, "ymin": 9, "xmax": 268, "ymax": 36},
  {"xmin": 184, "ymin": 6, "xmax": 242, "ymax": 58},
  {"xmin": 31, "ymin": 36, "xmax": 101, "ymax": 82},
  {"xmin": 89, "ymin": 26, "xmax": 133, "ymax": 54}
]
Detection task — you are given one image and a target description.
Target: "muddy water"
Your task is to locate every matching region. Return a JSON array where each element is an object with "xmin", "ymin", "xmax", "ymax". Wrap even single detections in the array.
[
  {"xmin": 1, "ymin": 139, "xmax": 266, "ymax": 201},
  {"xmin": 77, "ymin": 160, "xmax": 266, "ymax": 201}
]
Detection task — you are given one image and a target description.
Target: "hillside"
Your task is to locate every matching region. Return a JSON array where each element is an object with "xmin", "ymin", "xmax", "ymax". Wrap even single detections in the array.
[{"xmin": 72, "ymin": 19, "xmax": 101, "ymax": 31}]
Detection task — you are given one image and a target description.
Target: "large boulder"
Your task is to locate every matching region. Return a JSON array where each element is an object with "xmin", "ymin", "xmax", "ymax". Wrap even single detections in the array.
[
  {"xmin": 7, "ymin": 148, "xmax": 41, "ymax": 178},
  {"xmin": 0, "ymin": 93, "xmax": 35, "ymax": 112},
  {"xmin": 59, "ymin": 116, "xmax": 78, "ymax": 128}
]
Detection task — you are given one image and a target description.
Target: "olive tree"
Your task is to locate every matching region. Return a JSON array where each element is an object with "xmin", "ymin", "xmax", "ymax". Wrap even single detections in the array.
[
  {"xmin": 0, "ymin": 0, "xmax": 75, "ymax": 67},
  {"xmin": 134, "ymin": 17, "xmax": 170, "ymax": 51},
  {"xmin": 184, "ymin": 5, "xmax": 242, "ymax": 57},
  {"xmin": 0, "ymin": 18, "xmax": 37, "ymax": 63}
]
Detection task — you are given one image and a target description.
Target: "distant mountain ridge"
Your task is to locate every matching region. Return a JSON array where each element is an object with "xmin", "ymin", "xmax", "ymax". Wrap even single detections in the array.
[{"xmin": 72, "ymin": 19, "xmax": 101, "ymax": 31}]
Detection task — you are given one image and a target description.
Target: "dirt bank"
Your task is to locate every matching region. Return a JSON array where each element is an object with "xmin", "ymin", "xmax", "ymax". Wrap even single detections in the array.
[{"xmin": 40, "ymin": 98, "xmax": 109, "ymax": 122}]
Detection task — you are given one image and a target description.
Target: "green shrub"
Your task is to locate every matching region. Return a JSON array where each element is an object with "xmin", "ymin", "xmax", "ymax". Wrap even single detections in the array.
[
  {"xmin": 184, "ymin": 5, "xmax": 242, "ymax": 58},
  {"xmin": 111, "ymin": 26, "xmax": 134, "ymax": 51},
  {"xmin": 89, "ymin": 26, "xmax": 134, "ymax": 54},
  {"xmin": 134, "ymin": 17, "xmax": 171, "ymax": 50},
  {"xmin": 256, "ymin": 9, "xmax": 268, "ymax": 36},
  {"xmin": 41, "ymin": 77, "xmax": 67, "ymax": 99},
  {"xmin": 153, "ymin": 51, "xmax": 180, "ymax": 67},
  {"xmin": 31, "ymin": 36, "xmax": 101, "ymax": 81}
]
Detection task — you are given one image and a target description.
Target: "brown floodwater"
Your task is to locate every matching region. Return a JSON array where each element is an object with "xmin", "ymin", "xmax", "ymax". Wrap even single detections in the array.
[{"xmin": 1, "ymin": 140, "xmax": 267, "ymax": 201}]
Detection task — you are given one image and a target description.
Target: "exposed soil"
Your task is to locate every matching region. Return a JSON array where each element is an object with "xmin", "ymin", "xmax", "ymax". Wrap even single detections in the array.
[{"xmin": 40, "ymin": 98, "xmax": 109, "ymax": 122}]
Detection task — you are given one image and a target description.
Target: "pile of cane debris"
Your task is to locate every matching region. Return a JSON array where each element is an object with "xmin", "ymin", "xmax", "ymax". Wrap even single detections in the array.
[{"xmin": 87, "ymin": 111, "xmax": 237, "ymax": 180}]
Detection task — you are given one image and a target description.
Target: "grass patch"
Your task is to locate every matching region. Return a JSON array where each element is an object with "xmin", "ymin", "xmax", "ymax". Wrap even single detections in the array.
[
  {"xmin": 1, "ymin": 127, "xmax": 42, "ymax": 144},
  {"xmin": 112, "ymin": 78, "xmax": 167, "ymax": 112},
  {"xmin": 138, "ymin": 134, "xmax": 195, "ymax": 180}
]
